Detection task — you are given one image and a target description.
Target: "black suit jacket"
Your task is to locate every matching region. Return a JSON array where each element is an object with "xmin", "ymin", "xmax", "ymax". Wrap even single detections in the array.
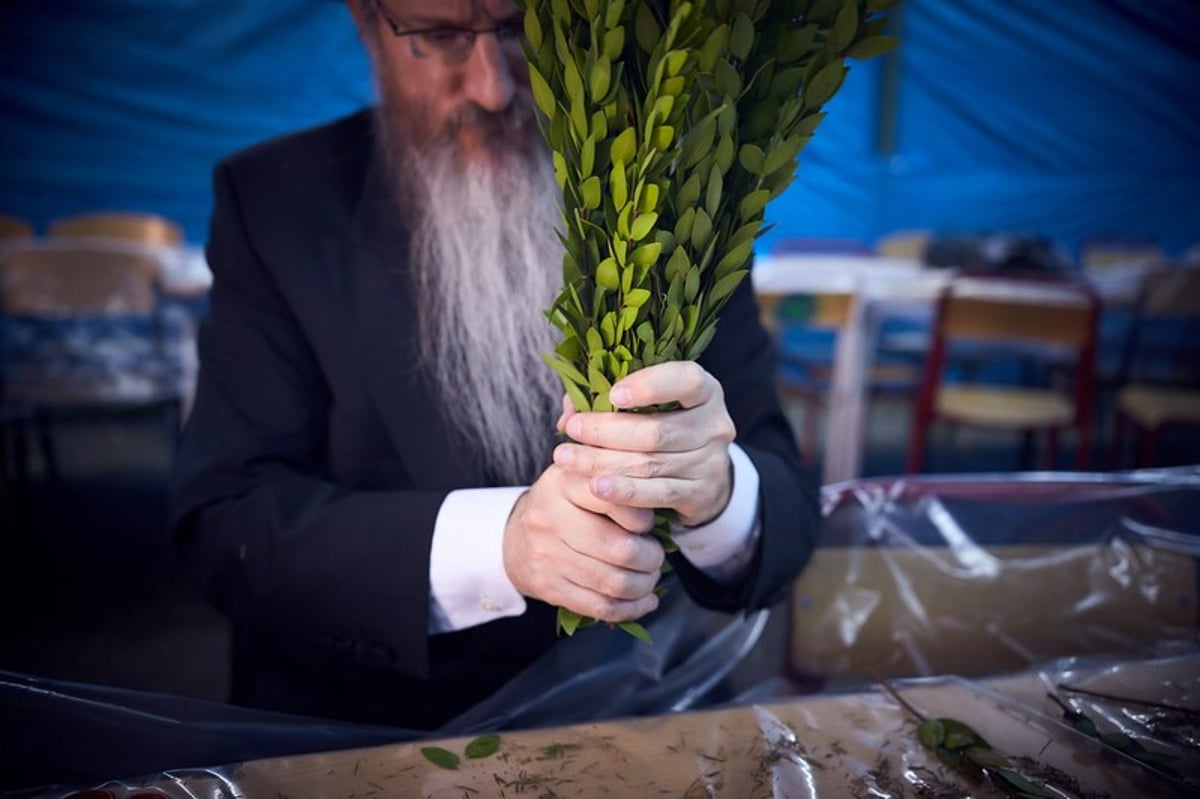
[{"xmin": 169, "ymin": 109, "xmax": 819, "ymax": 730}]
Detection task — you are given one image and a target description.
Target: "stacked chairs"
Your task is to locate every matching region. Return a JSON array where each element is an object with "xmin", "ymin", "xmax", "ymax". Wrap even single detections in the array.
[{"xmin": 0, "ymin": 245, "xmax": 185, "ymax": 489}]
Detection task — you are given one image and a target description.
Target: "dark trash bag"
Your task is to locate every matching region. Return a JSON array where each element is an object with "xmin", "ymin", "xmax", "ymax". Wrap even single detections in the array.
[{"xmin": 0, "ymin": 580, "xmax": 766, "ymax": 796}]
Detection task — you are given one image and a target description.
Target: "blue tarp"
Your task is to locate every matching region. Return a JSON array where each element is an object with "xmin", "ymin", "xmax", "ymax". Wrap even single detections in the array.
[{"xmin": 1, "ymin": 1, "xmax": 1198, "ymax": 256}]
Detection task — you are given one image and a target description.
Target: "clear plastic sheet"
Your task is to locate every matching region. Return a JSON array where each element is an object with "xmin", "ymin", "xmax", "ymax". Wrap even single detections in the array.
[
  {"xmin": 789, "ymin": 469, "xmax": 1200, "ymax": 683},
  {"xmin": 8, "ymin": 471, "xmax": 1199, "ymax": 797},
  {"xmin": 1, "ymin": 580, "xmax": 766, "ymax": 794},
  {"xmin": 23, "ymin": 659, "xmax": 1191, "ymax": 798}
]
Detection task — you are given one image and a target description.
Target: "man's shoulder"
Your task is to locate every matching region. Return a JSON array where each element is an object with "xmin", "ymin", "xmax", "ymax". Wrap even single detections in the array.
[{"xmin": 218, "ymin": 108, "xmax": 375, "ymax": 186}]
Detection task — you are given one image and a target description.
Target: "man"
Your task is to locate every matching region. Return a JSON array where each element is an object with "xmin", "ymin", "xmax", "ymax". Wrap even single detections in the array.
[{"xmin": 169, "ymin": 0, "xmax": 819, "ymax": 731}]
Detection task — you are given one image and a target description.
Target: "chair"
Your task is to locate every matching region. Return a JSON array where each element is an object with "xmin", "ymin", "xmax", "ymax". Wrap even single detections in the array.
[
  {"xmin": 1079, "ymin": 236, "xmax": 1163, "ymax": 270},
  {"xmin": 1, "ymin": 246, "xmax": 184, "ymax": 488},
  {"xmin": 772, "ymin": 237, "xmax": 873, "ymax": 256},
  {"xmin": 1107, "ymin": 266, "xmax": 1200, "ymax": 467},
  {"xmin": 905, "ymin": 271, "xmax": 1100, "ymax": 473},
  {"xmin": 0, "ymin": 214, "xmax": 35, "ymax": 242},
  {"xmin": 47, "ymin": 212, "xmax": 183, "ymax": 248},
  {"xmin": 875, "ymin": 229, "xmax": 930, "ymax": 261}
]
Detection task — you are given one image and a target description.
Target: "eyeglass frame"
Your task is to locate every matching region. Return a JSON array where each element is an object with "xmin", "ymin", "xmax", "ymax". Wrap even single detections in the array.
[{"xmin": 374, "ymin": 2, "xmax": 526, "ymax": 66}]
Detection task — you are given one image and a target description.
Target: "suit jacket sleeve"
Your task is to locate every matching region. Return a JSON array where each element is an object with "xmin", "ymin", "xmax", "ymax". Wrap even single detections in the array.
[
  {"xmin": 169, "ymin": 161, "xmax": 444, "ymax": 680},
  {"xmin": 672, "ymin": 273, "xmax": 821, "ymax": 613}
]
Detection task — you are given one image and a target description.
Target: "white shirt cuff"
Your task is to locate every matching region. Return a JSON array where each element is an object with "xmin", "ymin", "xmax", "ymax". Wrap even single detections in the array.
[
  {"xmin": 670, "ymin": 443, "xmax": 761, "ymax": 583},
  {"xmin": 428, "ymin": 487, "xmax": 528, "ymax": 634}
]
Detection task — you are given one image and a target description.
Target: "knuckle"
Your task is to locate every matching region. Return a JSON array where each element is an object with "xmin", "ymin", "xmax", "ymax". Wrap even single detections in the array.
[{"xmin": 641, "ymin": 457, "xmax": 664, "ymax": 478}]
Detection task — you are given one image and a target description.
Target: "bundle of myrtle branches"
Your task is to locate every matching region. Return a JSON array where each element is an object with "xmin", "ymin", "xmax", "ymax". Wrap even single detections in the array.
[{"xmin": 518, "ymin": 0, "xmax": 896, "ymax": 636}]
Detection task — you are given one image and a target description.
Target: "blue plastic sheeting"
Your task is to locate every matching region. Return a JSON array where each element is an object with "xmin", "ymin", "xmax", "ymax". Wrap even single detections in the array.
[
  {"xmin": 0, "ymin": 0, "xmax": 373, "ymax": 242},
  {"xmin": 0, "ymin": 1, "xmax": 1198, "ymax": 254}
]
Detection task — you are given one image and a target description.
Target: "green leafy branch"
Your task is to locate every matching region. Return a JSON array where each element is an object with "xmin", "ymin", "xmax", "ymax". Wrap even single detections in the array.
[
  {"xmin": 1048, "ymin": 690, "xmax": 1184, "ymax": 781},
  {"xmin": 519, "ymin": 0, "xmax": 897, "ymax": 638},
  {"xmin": 879, "ymin": 681, "xmax": 1060, "ymax": 799}
]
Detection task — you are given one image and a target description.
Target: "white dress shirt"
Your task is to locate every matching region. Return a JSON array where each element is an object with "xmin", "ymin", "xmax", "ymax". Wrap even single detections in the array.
[{"xmin": 427, "ymin": 443, "xmax": 761, "ymax": 633}]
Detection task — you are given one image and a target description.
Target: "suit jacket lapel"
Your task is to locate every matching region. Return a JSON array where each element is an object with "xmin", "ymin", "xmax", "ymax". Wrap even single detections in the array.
[{"xmin": 325, "ymin": 145, "xmax": 485, "ymax": 490}]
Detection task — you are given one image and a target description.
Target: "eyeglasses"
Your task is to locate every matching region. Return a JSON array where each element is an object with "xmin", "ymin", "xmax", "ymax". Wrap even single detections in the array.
[{"xmin": 376, "ymin": 3, "xmax": 526, "ymax": 66}]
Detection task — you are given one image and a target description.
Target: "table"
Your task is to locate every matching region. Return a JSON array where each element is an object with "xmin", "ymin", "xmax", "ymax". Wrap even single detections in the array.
[
  {"xmin": 57, "ymin": 647, "xmax": 1196, "ymax": 798},
  {"xmin": 752, "ymin": 255, "xmax": 1151, "ymax": 484}
]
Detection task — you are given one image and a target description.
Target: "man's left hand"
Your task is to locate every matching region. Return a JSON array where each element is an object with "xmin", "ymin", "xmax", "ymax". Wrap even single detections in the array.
[{"xmin": 553, "ymin": 361, "xmax": 736, "ymax": 527}]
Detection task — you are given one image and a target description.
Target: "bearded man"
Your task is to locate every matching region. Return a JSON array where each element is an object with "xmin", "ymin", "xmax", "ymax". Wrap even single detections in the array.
[{"xmin": 169, "ymin": 0, "xmax": 819, "ymax": 731}]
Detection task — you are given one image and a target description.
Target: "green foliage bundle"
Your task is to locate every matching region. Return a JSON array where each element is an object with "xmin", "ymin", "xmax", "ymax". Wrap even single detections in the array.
[{"xmin": 518, "ymin": 0, "xmax": 896, "ymax": 636}]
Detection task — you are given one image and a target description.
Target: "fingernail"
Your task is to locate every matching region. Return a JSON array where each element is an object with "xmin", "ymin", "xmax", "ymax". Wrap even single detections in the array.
[
  {"xmin": 566, "ymin": 416, "xmax": 582, "ymax": 439},
  {"xmin": 593, "ymin": 476, "xmax": 612, "ymax": 497},
  {"xmin": 610, "ymin": 386, "xmax": 631, "ymax": 407},
  {"xmin": 555, "ymin": 445, "xmax": 574, "ymax": 465}
]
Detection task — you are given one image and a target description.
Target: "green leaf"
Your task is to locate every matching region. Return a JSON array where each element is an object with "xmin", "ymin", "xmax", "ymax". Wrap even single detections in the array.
[
  {"xmin": 917, "ymin": 719, "xmax": 945, "ymax": 749},
  {"xmin": 523, "ymin": 9, "xmax": 542, "ymax": 51},
  {"xmin": 581, "ymin": 175, "xmax": 602, "ymax": 210},
  {"xmin": 611, "ymin": 126, "xmax": 637, "ymax": 165},
  {"xmin": 715, "ymin": 240, "xmax": 754, "ymax": 277},
  {"xmin": 630, "ymin": 211, "xmax": 658, "ymax": 241},
  {"xmin": 994, "ymin": 768, "xmax": 1058, "ymax": 799},
  {"xmin": 626, "ymin": 287, "xmax": 652, "ymax": 307},
  {"xmin": 708, "ymin": 268, "xmax": 747, "ymax": 305},
  {"xmin": 738, "ymin": 189, "xmax": 770, "ymax": 219},
  {"xmin": 829, "ymin": 0, "xmax": 859, "ymax": 54},
  {"xmin": 738, "ymin": 144, "xmax": 765, "ymax": 175},
  {"xmin": 541, "ymin": 352, "xmax": 588, "ymax": 388},
  {"xmin": 635, "ymin": 2, "xmax": 660, "ymax": 53},
  {"xmin": 676, "ymin": 172, "xmax": 702, "ymax": 209},
  {"xmin": 421, "ymin": 746, "xmax": 460, "ymax": 770},
  {"xmin": 596, "ymin": 256, "xmax": 620, "ymax": 290},
  {"xmin": 580, "ymin": 136, "xmax": 596, "ymax": 179},
  {"xmin": 729, "ymin": 12, "xmax": 754, "ymax": 61},
  {"xmin": 604, "ymin": 26, "xmax": 626, "ymax": 60},
  {"xmin": 714, "ymin": 58, "xmax": 742, "ymax": 97},
  {"xmin": 653, "ymin": 125, "xmax": 675, "ymax": 150},
  {"xmin": 529, "ymin": 64, "xmax": 557, "ymax": 119},
  {"xmin": 846, "ymin": 36, "xmax": 899, "ymax": 60},
  {"xmin": 610, "ymin": 164, "xmax": 628, "ymax": 209},
  {"xmin": 465, "ymin": 734, "xmax": 501, "ymax": 759},
  {"xmin": 590, "ymin": 58, "xmax": 611, "ymax": 102},
  {"xmin": 805, "ymin": 59, "xmax": 846, "ymax": 108},
  {"xmin": 705, "ymin": 164, "xmax": 723, "ymax": 216},
  {"xmin": 557, "ymin": 606, "xmax": 583, "ymax": 635},
  {"xmin": 618, "ymin": 621, "xmax": 653, "ymax": 643},
  {"xmin": 690, "ymin": 207, "xmax": 713, "ymax": 250},
  {"xmin": 638, "ymin": 182, "xmax": 660, "ymax": 214},
  {"xmin": 604, "ymin": 0, "xmax": 626, "ymax": 28},
  {"xmin": 630, "ymin": 241, "xmax": 663, "ymax": 266},
  {"xmin": 664, "ymin": 49, "xmax": 688, "ymax": 77},
  {"xmin": 563, "ymin": 378, "xmax": 592, "ymax": 412},
  {"xmin": 698, "ymin": 24, "xmax": 729, "ymax": 73}
]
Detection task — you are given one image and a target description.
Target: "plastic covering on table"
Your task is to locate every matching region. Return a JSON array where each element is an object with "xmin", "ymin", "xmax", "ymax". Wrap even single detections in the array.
[
  {"xmin": 15, "ymin": 649, "xmax": 1195, "ymax": 799},
  {"xmin": 1, "ymin": 578, "xmax": 767, "ymax": 795},
  {"xmin": 6, "ymin": 470, "xmax": 1199, "ymax": 798},
  {"xmin": 788, "ymin": 469, "xmax": 1200, "ymax": 684}
]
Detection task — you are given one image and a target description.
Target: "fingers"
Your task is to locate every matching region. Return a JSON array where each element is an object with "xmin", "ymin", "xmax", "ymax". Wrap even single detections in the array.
[
  {"xmin": 609, "ymin": 361, "xmax": 716, "ymax": 411},
  {"xmin": 502, "ymin": 470, "xmax": 664, "ymax": 623}
]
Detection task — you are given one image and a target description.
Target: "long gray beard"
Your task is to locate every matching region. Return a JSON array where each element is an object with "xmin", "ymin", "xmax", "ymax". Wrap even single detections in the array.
[{"xmin": 401, "ymin": 147, "xmax": 565, "ymax": 485}]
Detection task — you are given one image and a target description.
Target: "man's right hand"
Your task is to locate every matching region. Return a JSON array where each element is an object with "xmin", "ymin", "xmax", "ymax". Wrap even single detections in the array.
[{"xmin": 502, "ymin": 463, "xmax": 664, "ymax": 623}]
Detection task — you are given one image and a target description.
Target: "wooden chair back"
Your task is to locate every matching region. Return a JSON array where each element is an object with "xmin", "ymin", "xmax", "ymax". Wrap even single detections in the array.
[
  {"xmin": 47, "ymin": 212, "xmax": 183, "ymax": 248},
  {"xmin": 0, "ymin": 214, "xmax": 35, "ymax": 241}
]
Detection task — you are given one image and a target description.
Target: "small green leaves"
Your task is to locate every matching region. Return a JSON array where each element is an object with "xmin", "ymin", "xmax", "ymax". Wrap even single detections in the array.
[
  {"xmin": 421, "ymin": 746, "xmax": 460, "ymax": 770},
  {"xmin": 465, "ymin": 734, "xmax": 502, "ymax": 759},
  {"xmin": 421, "ymin": 735, "xmax": 503, "ymax": 769},
  {"xmin": 618, "ymin": 621, "xmax": 652, "ymax": 643},
  {"xmin": 528, "ymin": 0, "xmax": 893, "ymax": 644}
]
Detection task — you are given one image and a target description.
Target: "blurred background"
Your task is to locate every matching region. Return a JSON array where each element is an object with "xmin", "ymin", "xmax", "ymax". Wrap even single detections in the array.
[{"xmin": 1, "ymin": 0, "xmax": 1198, "ymax": 779}]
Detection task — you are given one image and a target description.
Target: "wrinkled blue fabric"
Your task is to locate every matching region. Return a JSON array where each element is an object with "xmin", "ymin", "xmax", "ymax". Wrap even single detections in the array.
[{"xmin": 0, "ymin": 1, "xmax": 1197, "ymax": 255}]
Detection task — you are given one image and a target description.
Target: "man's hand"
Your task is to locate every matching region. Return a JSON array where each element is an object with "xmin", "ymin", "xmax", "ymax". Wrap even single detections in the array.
[
  {"xmin": 554, "ymin": 361, "xmax": 736, "ymax": 527},
  {"xmin": 502, "ymin": 463, "xmax": 664, "ymax": 623}
]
